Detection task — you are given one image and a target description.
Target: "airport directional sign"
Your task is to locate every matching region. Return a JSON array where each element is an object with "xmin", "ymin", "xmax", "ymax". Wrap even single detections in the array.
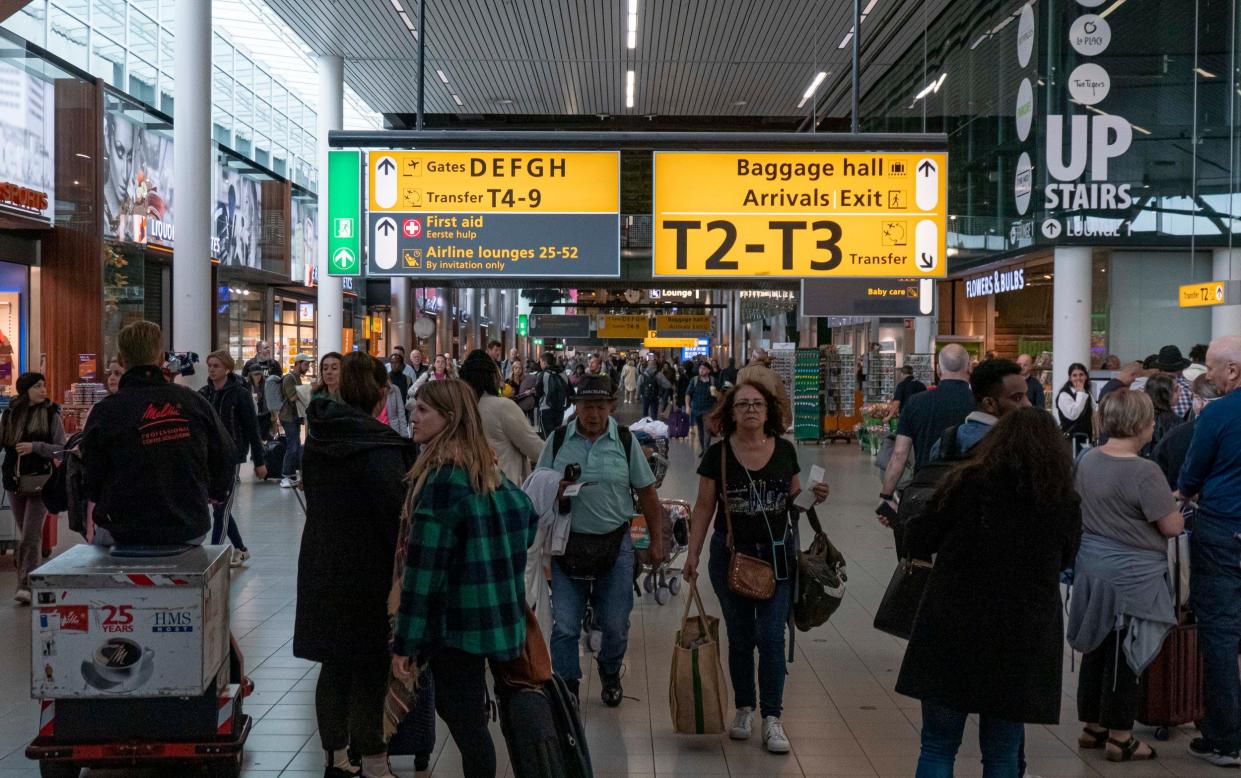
[
  {"xmin": 326, "ymin": 150, "xmax": 362, "ymax": 276},
  {"xmin": 652, "ymin": 151, "xmax": 948, "ymax": 278},
  {"xmin": 365, "ymin": 150, "xmax": 621, "ymax": 278}
]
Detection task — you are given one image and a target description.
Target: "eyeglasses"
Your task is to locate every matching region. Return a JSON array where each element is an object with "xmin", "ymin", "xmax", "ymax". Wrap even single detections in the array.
[{"xmin": 733, "ymin": 400, "xmax": 767, "ymax": 411}]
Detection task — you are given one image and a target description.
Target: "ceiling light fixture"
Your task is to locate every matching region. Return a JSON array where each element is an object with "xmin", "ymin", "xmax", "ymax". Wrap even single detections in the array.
[
  {"xmin": 863, "ymin": 0, "xmax": 879, "ymax": 13},
  {"xmin": 838, "ymin": 31, "xmax": 853, "ymax": 49},
  {"xmin": 436, "ymin": 69, "xmax": 449, "ymax": 84},
  {"xmin": 797, "ymin": 71, "xmax": 827, "ymax": 108},
  {"xmin": 626, "ymin": 69, "xmax": 635, "ymax": 108},
  {"xmin": 452, "ymin": 93, "xmax": 463, "ymax": 106},
  {"xmin": 1194, "ymin": 67, "xmax": 1217, "ymax": 79},
  {"xmin": 627, "ymin": 0, "xmax": 638, "ymax": 49}
]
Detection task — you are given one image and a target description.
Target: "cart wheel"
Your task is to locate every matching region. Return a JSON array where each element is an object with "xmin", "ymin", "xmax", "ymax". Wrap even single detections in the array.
[
  {"xmin": 38, "ymin": 762, "xmax": 80, "ymax": 778},
  {"xmin": 1154, "ymin": 727, "xmax": 1170, "ymax": 741},
  {"xmin": 655, "ymin": 586, "xmax": 671, "ymax": 605},
  {"xmin": 206, "ymin": 751, "xmax": 243, "ymax": 778},
  {"xmin": 668, "ymin": 577, "xmax": 682, "ymax": 595},
  {"xmin": 643, "ymin": 575, "xmax": 655, "ymax": 594}
]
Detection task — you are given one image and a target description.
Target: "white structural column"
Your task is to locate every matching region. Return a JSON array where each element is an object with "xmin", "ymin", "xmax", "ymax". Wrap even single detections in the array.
[
  {"xmin": 391, "ymin": 278, "xmax": 412, "ymax": 351},
  {"xmin": 914, "ymin": 316, "xmax": 937, "ymax": 354},
  {"xmin": 315, "ymin": 55, "xmax": 344, "ymax": 357},
  {"xmin": 1213, "ymin": 248, "xmax": 1241, "ymax": 338},
  {"xmin": 171, "ymin": 0, "xmax": 212, "ymax": 386},
  {"xmin": 1053, "ymin": 246, "xmax": 1093, "ymax": 387}
]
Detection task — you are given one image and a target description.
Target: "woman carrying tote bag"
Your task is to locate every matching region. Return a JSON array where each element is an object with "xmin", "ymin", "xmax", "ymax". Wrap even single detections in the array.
[{"xmin": 682, "ymin": 380, "xmax": 828, "ymax": 755}]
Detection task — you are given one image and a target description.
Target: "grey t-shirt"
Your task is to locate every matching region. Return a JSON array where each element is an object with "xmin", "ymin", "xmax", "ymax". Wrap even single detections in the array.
[{"xmin": 1075, "ymin": 449, "xmax": 1177, "ymax": 552}]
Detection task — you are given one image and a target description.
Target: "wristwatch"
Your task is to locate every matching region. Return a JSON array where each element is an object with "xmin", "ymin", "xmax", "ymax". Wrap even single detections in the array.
[{"xmin": 879, "ymin": 492, "xmax": 895, "ymax": 501}]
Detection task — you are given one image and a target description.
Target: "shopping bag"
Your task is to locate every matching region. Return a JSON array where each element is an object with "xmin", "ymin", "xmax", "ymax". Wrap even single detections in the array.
[{"xmin": 669, "ymin": 582, "xmax": 729, "ymax": 734}]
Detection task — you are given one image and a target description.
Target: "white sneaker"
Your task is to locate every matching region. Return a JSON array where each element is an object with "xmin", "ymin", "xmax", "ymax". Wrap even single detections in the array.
[
  {"xmin": 279, "ymin": 477, "xmax": 294, "ymax": 488},
  {"xmin": 762, "ymin": 716, "xmax": 790, "ymax": 754},
  {"xmin": 729, "ymin": 707, "xmax": 753, "ymax": 740},
  {"xmin": 14, "ymin": 589, "xmax": 30, "ymax": 605},
  {"xmin": 229, "ymin": 549, "xmax": 250, "ymax": 567}
]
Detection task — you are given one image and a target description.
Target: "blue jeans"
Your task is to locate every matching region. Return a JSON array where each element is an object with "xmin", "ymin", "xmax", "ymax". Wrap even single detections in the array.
[
  {"xmin": 1191, "ymin": 522, "xmax": 1241, "ymax": 753},
  {"xmin": 211, "ymin": 465, "xmax": 245, "ymax": 551},
  {"xmin": 917, "ymin": 700, "xmax": 1023, "ymax": 778},
  {"xmin": 550, "ymin": 533, "xmax": 635, "ymax": 682},
  {"xmin": 706, "ymin": 531, "xmax": 791, "ymax": 718},
  {"xmin": 281, "ymin": 418, "xmax": 302, "ymax": 478}
]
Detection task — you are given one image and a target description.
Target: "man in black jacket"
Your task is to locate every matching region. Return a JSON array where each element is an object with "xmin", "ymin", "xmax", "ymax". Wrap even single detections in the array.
[{"xmin": 82, "ymin": 321, "xmax": 235, "ymax": 546}]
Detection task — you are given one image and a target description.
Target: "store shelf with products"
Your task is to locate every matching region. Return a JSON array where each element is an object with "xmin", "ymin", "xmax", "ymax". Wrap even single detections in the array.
[
  {"xmin": 770, "ymin": 343, "xmax": 795, "ymax": 409},
  {"xmin": 905, "ymin": 353, "xmax": 935, "ymax": 387},
  {"xmin": 62, "ymin": 383, "xmax": 109, "ymax": 433},
  {"xmin": 864, "ymin": 352, "xmax": 896, "ymax": 404},
  {"xmin": 823, "ymin": 345, "xmax": 858, "ymax": 442},
  {"xmin": 793, "ymin": 348, "xmax": 822, "ymax": 441}
]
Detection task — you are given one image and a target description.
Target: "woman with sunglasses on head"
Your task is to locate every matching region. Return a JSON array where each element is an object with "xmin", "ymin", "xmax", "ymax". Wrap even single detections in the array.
[{"xmin": 682, "ymin": 380, "xmax": 828, "ymax": 755}]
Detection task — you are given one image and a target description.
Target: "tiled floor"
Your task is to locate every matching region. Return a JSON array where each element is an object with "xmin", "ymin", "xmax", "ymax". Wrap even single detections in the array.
[{"xmin": 0, "ymin": 412, "xmax": 1226, "ymax": 776}]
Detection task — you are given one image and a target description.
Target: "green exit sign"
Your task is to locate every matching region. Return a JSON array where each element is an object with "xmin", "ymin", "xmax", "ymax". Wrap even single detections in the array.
[
  {"xmin": 517, "ymin": 314, "xmax": 529, "ymax": 336},
  {"xmin": 327, "ymin": 150, "xmax": 361, "ymax": 276},
  {"xmin": 532, "ymin": 338, "xmax": 544, "ymax": 345}
]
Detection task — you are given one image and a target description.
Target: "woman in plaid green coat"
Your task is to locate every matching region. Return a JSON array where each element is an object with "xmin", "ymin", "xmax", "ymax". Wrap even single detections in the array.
[{"xmin": 390, "ymin": 379, "xmax": 537, "ymax": 778}]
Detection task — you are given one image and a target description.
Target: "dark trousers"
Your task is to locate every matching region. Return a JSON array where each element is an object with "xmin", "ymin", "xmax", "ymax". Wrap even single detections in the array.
[
  {"xmin": 281, "ymin": 418, "xmax": 302, "ymax": 477},
  {"xmin": 210, "ymin": 465, "xmax": 245, "ymax": 550},
  {"xmin": 692, "ymin": 411, "xmax": 712, "ymax": 455},
  {"xmin": 431, "ymin": 648, "xmax": 496, "ymax": 778},
  {"xmin": 1192, "ymin": 528, "xmax": 1241, "ymax": 752},
  {"xmin": 1077, "ymin": 627, "xmax": 1142, "ymax": 731},
  {"xmin": 642, "ymin": 394, "xmax": 660, "ymax": 419},
  {"xmin": 706, "ymin": 531, "xmax": 791, "ymax": 718},
  {"xmin": 538, "ymin": 409, "xmax": 563, "ymax": 438},
  {"xmin": 315, "ymin": 656, "xmax": 389, "ymax": 757}
]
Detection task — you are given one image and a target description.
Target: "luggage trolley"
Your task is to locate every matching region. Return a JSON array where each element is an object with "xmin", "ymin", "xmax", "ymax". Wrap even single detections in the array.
[
  {"xmin": 25, "ymin": 544, "xmax": 253, "ymax": 778},
  {"xmin": 634, "ymin": 499, "xmax": 691, "ymax": 605}
]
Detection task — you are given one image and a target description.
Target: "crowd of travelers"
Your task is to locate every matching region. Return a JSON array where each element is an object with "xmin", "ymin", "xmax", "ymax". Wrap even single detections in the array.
[{"xmin": 6, "ymin": 317, "xmax": 1241, "ymax": 778}]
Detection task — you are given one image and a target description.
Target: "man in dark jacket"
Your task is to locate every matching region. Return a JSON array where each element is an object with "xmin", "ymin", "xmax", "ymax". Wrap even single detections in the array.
[
  {"xmin": 82, "ymin": 321, "xmax": 235, "ymax": 546},
  {"xmin": 241, "ymin": 340, "xmax": 282, "ymax": 378},
  {"xmin": 201, "ymin": 350, "xmax": 266, "ymax": 565}
]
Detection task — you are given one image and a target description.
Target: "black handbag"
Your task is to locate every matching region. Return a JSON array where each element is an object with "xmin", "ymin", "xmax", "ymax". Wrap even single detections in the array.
[
  {"xmin": 872, "ymin": 558, "xmax": 934, "ymax": 639},
  {"xmin": 559, "ymin": 523, "xmax": 629, "ymax": 580}
]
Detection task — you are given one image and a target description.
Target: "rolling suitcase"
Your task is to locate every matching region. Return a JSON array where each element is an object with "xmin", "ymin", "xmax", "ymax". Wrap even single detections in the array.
[
  {"xmin": 1138, "ymin": 535, "xmax": 1203, "ymax": 740},
  {"xmin": 263, "ymin": 436, "xmax": 287, "ymax": 479},
  {"xmin": 496, "ymin": 674, "xmax": 592, "ymax": 778}
]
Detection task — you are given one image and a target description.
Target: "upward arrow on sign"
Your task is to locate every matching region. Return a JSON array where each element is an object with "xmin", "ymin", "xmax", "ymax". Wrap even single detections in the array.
[
  {"xmin": 377, "ymin": 219, "xmax": 396, "ymax": 235},
  {"xmin": 377, "ymin": 158, "xmax": 396, "ymax": 174},
  {"xmin": 918, "ymin": 160, "xmax": 936, "ymax": 177}
]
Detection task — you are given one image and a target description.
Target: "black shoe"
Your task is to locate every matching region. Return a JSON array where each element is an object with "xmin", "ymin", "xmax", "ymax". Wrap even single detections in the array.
[
  {"xmin": 414, "ymin": 751, "xmax": 430, "ymax": 771},
  {"xmin": 1189, "ymin": 737, "xmax": 1241, "ymax": 767},
  {"xmin": 600, "ymin": 672, "xmax": 623, "ymax": 707}
]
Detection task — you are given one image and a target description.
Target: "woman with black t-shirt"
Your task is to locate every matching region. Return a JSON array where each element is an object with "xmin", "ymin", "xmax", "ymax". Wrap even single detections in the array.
[{"xmin": 682, "ymin": 380, "xmax": 828, "ymax": 756}]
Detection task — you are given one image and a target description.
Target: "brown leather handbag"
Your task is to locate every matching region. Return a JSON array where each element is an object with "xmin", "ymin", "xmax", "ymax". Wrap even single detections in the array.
[{"xmin": 720, "ymin": 441, "xmax": 776, "ymax": 600}]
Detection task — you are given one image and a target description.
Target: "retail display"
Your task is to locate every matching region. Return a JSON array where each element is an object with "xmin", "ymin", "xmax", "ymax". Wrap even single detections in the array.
[
  {"xmin": 793, "ymin": 348, "xmax": 822, "ymax": 441},
  {"xmin": 769, "ymin": 343, "xmax": 795, "ymax": 405},
  {"xmin": 61, "ymin": 383, "xmax": 109, "ymax": 433},
  {"xmin": 864, "ymin": 352, "xmax": 896, "ymax": 404},
  {"xmin": 905, "ymin": 353, "xmax": 935, "ymax": 387},
  {"xmin": 823, "ymin": 345, "xmax": 857, "ymax": 442}
]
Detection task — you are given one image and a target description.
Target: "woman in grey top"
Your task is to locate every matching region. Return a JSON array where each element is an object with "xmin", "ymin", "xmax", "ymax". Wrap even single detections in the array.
[{"xmin": 1068, "ymin": 389, "xmax": 1183, "ymax": 762}]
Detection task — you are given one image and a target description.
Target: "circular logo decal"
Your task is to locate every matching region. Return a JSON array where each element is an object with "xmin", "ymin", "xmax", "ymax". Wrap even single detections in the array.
[
  {"xmin": 1014, "ymin": 152, "xmax": 1034, "ymax": 216},
  {"xmin": 1015, "ymin": 78, "xmax": 1034, "ymax": 141},
  {"xmin": 1076, "ymin": 0, "xmax": 1107, "ymax": 7},
  {"xmin": 1068, "ymin": 63, "xmax": 1111, "ymax": 105},
  {"xmin": 1017, "ymin": 3, "xmax": 1036, "ymax": 67},
  {"xmin": 1069, "ymin": 14, "xmax": 1111, "ymax": 56}
]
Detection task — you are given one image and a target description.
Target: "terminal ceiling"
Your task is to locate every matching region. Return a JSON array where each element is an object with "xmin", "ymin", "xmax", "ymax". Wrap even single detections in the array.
[{"xmin": 262, "ymin": 0, "xmax": 951, "ymax": 127}]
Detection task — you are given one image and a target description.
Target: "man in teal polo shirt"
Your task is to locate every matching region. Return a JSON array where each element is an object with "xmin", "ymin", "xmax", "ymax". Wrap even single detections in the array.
[{"xmin": 538, "ymin": 374, "xmax": 664, "ymax": 706}]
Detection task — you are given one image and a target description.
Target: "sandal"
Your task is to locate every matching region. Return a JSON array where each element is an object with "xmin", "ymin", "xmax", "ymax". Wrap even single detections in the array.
[
  {"xmin": 1078, "ymin": 727, "xmax": 1109, "ymax": 749},
  {"xmin": 1106, "ymin": 736, "xmax": 1157, "ymax": 762}
]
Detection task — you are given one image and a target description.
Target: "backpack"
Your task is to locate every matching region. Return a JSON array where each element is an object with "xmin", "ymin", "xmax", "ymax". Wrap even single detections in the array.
[
  {"xmin": 551, "ymin": 423, "xmax": 633, "ymax": 463},
  {"xmin": 893, "ymin": 425, "xmax": 964, "ymax": 536},
  {"xmin": 496, "ymin": 674, "xmax": 593, "ymax": 778},
  {"xmin": 543, "ymin": 371, "xmax": 568, "ymax": 412},
  {"xmin": 263, "ymin": 375, "xmax": 284, "ymax": 412}
]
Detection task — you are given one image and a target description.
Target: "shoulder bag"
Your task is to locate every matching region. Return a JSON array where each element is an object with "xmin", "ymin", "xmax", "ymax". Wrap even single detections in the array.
[
  {"xmin": 720, "ymin": 440, "xmax": 777, "ymax": 600},
  {"xmin": 872, "ymin": 557, "xmax": 934, "ymax": 639},
  {"xmin": 15, "ymin": 454, "xmax": 52, "ymax": 497},
  {"xmin": 794, "ymin": 508, "xmax": 847, "ymax": 631}
]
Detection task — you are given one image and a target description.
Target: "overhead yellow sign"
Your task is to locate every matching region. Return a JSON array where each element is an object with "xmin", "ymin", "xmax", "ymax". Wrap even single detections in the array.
[
  {"xmin": 597, "ymin": 315, "xmax": 648, "ymax": 339},
  {"xmin": 1180, "ymin": 280, "xmax": 1237, "ymax": 308},
  {"xmin": 653, "ymin": 151, "xmax": 948, "ymax": 278},
  {"xmin": 653, "ymin": 314, "xmax": 712, "ymax": 333},
  {"xmin": 644, "ymin": 335, "xmax": 698, "ymax": 348},
  {"xmin": 368, "ymin": 151, "xmax": 619, "ymax": 213}
]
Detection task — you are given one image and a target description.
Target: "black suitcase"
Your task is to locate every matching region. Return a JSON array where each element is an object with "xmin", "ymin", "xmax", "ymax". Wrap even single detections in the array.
[
  {"xmin": 496, "ymin": 674, "xmax": 592, "ymax": 778},
  {"xmin": 263, "ymin": 436, "xmax": 286, "ymax": 479}
]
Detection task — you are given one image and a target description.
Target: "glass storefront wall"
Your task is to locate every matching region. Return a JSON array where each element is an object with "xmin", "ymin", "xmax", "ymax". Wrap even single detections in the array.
[
  {"xmin": 274, "ymin": 294, "xmax": 315, "ymax": 374},
  {"xmin": 215, "ymin": 279, "xmax": 263, "ymax": 366}
]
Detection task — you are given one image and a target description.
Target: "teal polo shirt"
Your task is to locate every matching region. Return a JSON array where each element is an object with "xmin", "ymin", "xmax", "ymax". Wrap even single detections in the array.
[{"xmin": 536, "ymin": 417, "xmax": 656, "ymax": 535}]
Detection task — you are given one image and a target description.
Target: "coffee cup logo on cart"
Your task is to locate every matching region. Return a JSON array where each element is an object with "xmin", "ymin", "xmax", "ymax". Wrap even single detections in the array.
[{"xmin": 89, "ymin": 637, "xmax": 154, "ymax": 686}]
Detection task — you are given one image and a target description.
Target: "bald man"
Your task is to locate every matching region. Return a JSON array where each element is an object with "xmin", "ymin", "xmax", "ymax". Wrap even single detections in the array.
[
  {"xmin": 1016, "ymin": 353, "xmax": 1044, "ymax": 408},
  {"xmin": 737, "ymin": 348, "xmax": 791, "ymax": 429},
  {"xmin": 1180, "ymin": 335, "xmax": 1241, "ymax": 766},
  {"xmin": 877, "ymin": 344, "xmax": 974, "ymax": 550}
]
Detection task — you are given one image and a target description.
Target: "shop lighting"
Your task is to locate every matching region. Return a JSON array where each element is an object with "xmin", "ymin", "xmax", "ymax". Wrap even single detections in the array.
[
  {"xmin": 626, "ymin": 69, "xmax": 635, "ymax": 108},
  {"xmin": 797, "ymin": 71, "xmax": 827, "ymax": 108},
  {"xmin": 627, "ymin": 0, "xmax": 638, "ymax": 49},
  {"xmin": 1194, "ymin": 67, "xmax": 1217, "ymax": 79}
]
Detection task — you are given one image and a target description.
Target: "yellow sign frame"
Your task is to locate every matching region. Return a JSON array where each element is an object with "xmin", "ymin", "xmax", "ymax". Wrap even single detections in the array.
[
  {"xmin": 652, "ymin": 151, "xmax": 948, "ymax": 279},
  {"xmin": 597, "ymin": 315, "xmax": 648, "ymax": 339},
  {"xmin": 1179, "ymin": 281, "xmax": 1233, "ymax": 308},
  {"xmin": 653, "ymin": 314, "xmax": 712, "ymax": 332}
]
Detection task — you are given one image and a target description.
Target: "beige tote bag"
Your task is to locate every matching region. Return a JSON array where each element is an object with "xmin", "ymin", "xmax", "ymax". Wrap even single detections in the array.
[{"xmin": 669, "ymin": 582, "xmax": 729, "ymax": 734}]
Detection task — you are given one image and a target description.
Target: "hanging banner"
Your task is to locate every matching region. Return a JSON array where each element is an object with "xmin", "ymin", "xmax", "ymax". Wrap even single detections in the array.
[{"xmin": 653, "ymin": 151, "xmax": 948, "ymax": 278}]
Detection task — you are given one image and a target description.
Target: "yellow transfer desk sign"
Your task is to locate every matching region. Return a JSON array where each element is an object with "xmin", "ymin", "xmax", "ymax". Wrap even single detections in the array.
[
  {"xmin": 1179, "ymin": 281, "xmax": 1239, "ymax": 308},
  {"xmin": 653, "ymin": 151, "xmax": 948, "ymax": 278},
  {"xmin": 597, "ymin": 315, "xmax": 648, "ymax": 339},
  {"xmin": 366, "ymin": 150, "xmax": 620, "ymax": 277}
]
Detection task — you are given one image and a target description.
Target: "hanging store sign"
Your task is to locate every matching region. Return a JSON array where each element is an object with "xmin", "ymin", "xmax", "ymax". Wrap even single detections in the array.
[
  {"xmin": 365, "ymin": 150, "xmax": 620, "ymax": 277},
  {"xmin": 1179, "ymin": 281, "xmax": 1240, "ymax": 308},
  {"xmin": 327, "ymin": 150, "xmax": 362, "ymax": 276},
  {"xmin": 0, "ymin": 61, "xmax": 55, "ymax": 224},
  {"xmin": 597, "ymin": 315, "xmax": 648, "ymax": 339},
  {"xmin": 963, "ymin": 267, "xmax": 1026, "ymax": 299},
  {"xmin": 652, "ymin": 151, "xmax": 948, "ymax": 278},
  {"xmin": 801, "ymin": 278, "xmax": 935, "ymax": 317},
  {"xmin": 653, "ymin": 314, "xmax": 712, "ymax": 334},
  {"xmin": 528, "ymin": 314, "xmax": 590, "ymax": 339},
  {"xmin": 103, "ymin": 110, "xmax": 173, "ymax": 245}
]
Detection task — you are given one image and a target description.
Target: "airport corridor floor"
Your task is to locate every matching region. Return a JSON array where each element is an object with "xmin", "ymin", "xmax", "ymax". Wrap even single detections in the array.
[{"xmin": 0, "ymin": 410, "xmax": 1223, "ymax": 776}]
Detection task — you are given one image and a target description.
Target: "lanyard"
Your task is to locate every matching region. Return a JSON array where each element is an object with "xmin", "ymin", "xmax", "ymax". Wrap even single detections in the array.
[{"xmin": 732, "ymin": 440, "xmax": 789, "ymax": 581}]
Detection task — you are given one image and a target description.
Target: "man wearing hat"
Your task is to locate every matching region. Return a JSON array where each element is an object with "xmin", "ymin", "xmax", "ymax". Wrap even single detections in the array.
[
  {"xmin": 535, "ymin": 373, "xmax": 664, "ymax": 707},
  {"xmin": 278, "ymin": 353, "xmax": 313, "ymax": 487},
  {"xmin": 1152, "ymin": 345, "xmax": 1194, "ymax": 418}
]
